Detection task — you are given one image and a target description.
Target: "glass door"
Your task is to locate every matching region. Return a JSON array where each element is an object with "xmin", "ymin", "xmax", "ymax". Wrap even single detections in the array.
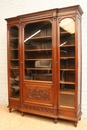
[
  {"xmin": 59, "ymin": 18, "xmax": 75, "ymax": 107},
  {"xmin": 24, "ymin": 21, "xmax": 52, "ymax": 82},
  {"xmin": 9, "ymin": 26, "xmax": 20, "ymax": 99}
]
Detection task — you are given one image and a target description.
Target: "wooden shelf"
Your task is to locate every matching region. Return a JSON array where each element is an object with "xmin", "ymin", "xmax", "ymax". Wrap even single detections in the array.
[
  {"xmin": 60, "ymin": 89, "xmax": 75, "ymax": 95},
  {"xmin": 10, "ymin": 59, "xmax": 19, "ymax": 61},
  {"xmin": 25, "ymin": 68, "xmax": 52, "ymax": 70},
  {"xmin": 60, "ymin": 32, "xmax": 69, "ymax": 35},
  {"xmin": 60, "ymin": 57, "xmax": 75, "ymax": 59},
  {"xmin": 10, "ymin": 49, "xmax": 18, "ymax": 50},
  {"xmin": 25, "ymin": 48, "xmax": 52, "ymax": 52},
  {"xmin": 25, "ymin": 58, "xmax": 52, "ymax": 61},
  {"xmin": 10, "ymin": 97, "xmax": 20, "ymax": 100},
  {"xmin": 60, "ymin": 81, "xmax": 75, "ymax": 85},
  {"xmin": 60, "ymin": 69, "xmax": 75, "ymax": 71},
  {"xmin": 60, "ymin": 44, "xmax": 75, "ymax": 47},
  {"xmin": 30, "ymin": 36, "xmax": 52, "ymax": 41},
  {"xmin": 11, "ymin": 67, "xmax": 19, "ymax": 69}
]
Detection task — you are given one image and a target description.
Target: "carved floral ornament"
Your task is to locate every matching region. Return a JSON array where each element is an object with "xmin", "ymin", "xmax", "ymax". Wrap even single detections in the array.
[{"xmin": 26, "ymin": 86, "xmax": 50, "ymax": 101}]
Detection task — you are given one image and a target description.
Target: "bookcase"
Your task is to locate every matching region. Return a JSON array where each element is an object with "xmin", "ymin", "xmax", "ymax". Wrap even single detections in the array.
[{"xmin": 5, "ymin": 5, "xmax": 83, "ymax": 126}]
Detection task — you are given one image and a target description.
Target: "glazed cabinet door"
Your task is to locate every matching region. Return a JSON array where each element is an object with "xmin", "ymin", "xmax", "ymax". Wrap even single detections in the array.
[
  {"xmin": 21, "ymin": 19, "xmax": 57, "ymax": 118},
  {"xmin": 58, "ymin": 17, "xmax": 77, "ymax": 119},
  {"xmin": 59, "ymin": 18, "xmax": 75, "ymax": 107},
  {"xmin": 7, "ymin": 25, "xmax": 21, "ymax": 110},
  {"xmin": 24, "ymin": 21, "xmax": 52, "ymax": 82}
]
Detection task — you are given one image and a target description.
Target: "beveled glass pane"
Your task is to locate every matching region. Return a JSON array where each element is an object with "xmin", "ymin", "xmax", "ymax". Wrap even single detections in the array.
[{"xmin": 24, "ymin": 21, "xmax": 52, "ymax": 81}]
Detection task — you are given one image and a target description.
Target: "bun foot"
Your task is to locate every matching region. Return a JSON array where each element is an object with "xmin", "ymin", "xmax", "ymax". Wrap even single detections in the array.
[
  {"xmin": 54, "ymin": 118, "xmax": 57, "ymax": 124},
  {"xmin": 74, "ymin": 122, "xmax": 77, "ymax": 127},
  {"xmin": 9, "ymin": 108, "xmax": 12, "ymax": 113}
]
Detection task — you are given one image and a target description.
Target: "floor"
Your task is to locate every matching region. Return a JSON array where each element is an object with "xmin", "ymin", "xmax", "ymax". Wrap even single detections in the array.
[{"xmin": 0, "ymin": 104, "xmax": 87, "ymax": 130}]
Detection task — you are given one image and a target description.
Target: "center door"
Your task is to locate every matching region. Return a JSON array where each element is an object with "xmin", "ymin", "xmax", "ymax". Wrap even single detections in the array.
[{"xmin": 21, "ymin": 20, "xmax": 57, "ymax": 118}]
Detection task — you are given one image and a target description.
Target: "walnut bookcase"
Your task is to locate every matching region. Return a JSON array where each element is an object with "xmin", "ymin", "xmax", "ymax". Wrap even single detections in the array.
[{"xmin": 5, "ymin": 5, "xmax": 83, "ymax": 126}]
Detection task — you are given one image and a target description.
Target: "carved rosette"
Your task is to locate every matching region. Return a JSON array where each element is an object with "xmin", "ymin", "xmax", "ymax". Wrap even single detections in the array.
[{"xmin": 26, "ymin": 86, "xmax": 50, "ymax": 101}]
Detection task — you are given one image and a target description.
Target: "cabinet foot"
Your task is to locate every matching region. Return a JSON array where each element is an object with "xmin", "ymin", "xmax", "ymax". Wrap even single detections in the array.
[
  {"xmin": 9, "ymin": 108, "xmax": 12, "ymax": 113},
  {"xmin": 54, "ymin": 118, "xmax": 57, "ymax": 124},
  {"xmin": 74, "ymin": 122, "xmax": 77, "ymax": 127},
  {"xmin": 21, "ymin": 112, "xmax": 24, "ymax": 116},
  {"xmin": 79, "ymin": 117, "xmax": 81, "ymax": 120}
]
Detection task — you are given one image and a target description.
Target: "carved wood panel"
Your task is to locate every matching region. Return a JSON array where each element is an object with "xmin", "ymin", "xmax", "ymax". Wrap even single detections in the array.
[
  {"xmin": 23, "ymin": 104, "xmax": 53, "ymax": 114},
  {"xmin": 25, "ymin": 86, "xmax": 50, "ymax": 101}
]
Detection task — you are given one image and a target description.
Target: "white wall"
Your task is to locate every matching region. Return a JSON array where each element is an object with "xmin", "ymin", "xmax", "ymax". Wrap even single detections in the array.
[{"xmin": 0, "ymin": 0, "xmax": 87, "ymax": 119}]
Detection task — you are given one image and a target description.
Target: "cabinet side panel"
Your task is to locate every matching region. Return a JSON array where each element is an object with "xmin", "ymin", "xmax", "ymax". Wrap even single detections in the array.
[{"xmin": 77, "ymin": 17, "xmax": 82, "ymax": 107}]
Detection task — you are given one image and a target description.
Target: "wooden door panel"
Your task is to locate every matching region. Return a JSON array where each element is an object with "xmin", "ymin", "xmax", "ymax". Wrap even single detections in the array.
[{"xmin": 23, "ymin": 81, "xmax": 54, "ymax": 106}]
